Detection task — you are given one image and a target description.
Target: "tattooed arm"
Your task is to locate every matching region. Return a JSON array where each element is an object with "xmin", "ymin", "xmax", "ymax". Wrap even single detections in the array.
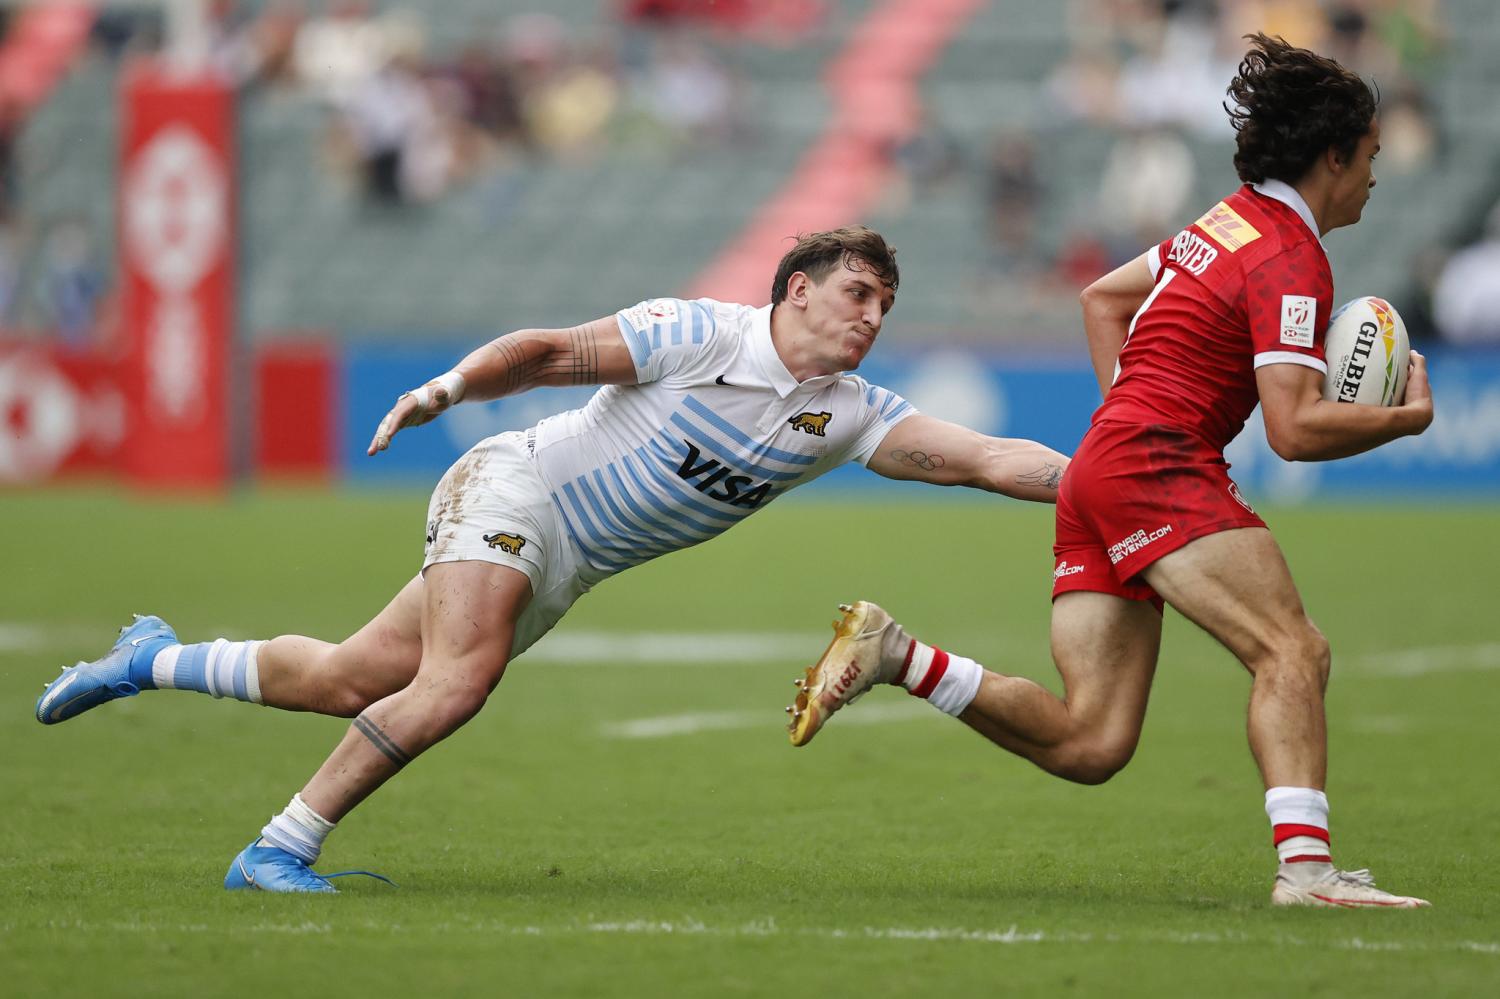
[
  {"xmin": 865, "ymin": 415, "xmax": 1068, "ymax": 504},
  {"xmin": 369, "ymin": 317, "xmax": 637, "ymax": 454}
]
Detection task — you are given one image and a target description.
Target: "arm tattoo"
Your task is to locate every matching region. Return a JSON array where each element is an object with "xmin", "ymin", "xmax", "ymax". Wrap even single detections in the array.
[
  {"xmin": 890, "ymin": 448, "xmax": 946, "ymax": 472},
  {"xmin": 1016, "ymin": 462, "xmax": 1064, "ymax": 490},
  {"xmin": 353, "ymin": 713, "xmax": 413, "ymax": 768},
  {"xmin": 563, "ymin": 325, "xmax": 599, "ymax": 385},
  {"xmin": 488, "ymin": 327, "xmax": 600, "ymax": 392}
]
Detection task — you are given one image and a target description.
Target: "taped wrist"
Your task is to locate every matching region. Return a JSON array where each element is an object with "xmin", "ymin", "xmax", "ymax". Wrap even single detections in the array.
[{"xmin": 408, "ymin": 370, "xmax": 467, "ymax": 412}]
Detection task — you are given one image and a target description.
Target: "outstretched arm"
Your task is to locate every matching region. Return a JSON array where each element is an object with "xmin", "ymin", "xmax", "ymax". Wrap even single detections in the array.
[
  {"xmin": 368, "ymin": 316, "xmax": 638, "ymax": 455},
  {"xmin": 866, "ymin": 414, "xmax": 1068, "ymax": 503}
]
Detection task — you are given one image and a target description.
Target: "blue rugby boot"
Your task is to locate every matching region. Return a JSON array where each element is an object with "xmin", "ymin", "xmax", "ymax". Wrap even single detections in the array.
[
  {"xmin": 224, "ymin": 840, "xmax": 396, "ymax": 894},
  {"xmin": 35, "ymin": 614, "xmax": 177, "ymax": 725}
]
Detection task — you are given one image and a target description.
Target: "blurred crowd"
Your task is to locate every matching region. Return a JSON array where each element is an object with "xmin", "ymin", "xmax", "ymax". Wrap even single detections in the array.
[
  {"xmin": 3, "ymin": 0, "xmax": 1498, "ymax": 345},
  {"xmin": 184, "ymin": 1, "xmax": 773, "ymax": 205}
]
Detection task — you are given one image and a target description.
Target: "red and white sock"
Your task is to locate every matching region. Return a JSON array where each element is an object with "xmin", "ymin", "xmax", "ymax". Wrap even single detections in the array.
[
  {"xmin": 1265, "ymin": 786, "xmax": 1331, "ymax": 865},
  {"xmin": 895, "ymin": 640, "xmax": 983, "ymax": 716}
]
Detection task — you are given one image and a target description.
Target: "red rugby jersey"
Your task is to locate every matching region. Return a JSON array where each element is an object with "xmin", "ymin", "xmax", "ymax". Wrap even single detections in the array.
[{"xmin": 1093, "ymin": 182, "xmax": 1333, "ymax": 453}]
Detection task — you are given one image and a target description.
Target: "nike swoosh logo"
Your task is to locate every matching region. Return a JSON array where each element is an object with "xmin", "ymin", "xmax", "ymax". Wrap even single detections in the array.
[
  {"xmin": 41, "ymin": 674, "xmax": 78, "ymax": 721},
  {"xmin": 715, "ymin": 375, "xmax": 732, "ymax": 386},
  {"xmin": 238, "ymin": 857, "xmax": 259, "ymax": 889}
]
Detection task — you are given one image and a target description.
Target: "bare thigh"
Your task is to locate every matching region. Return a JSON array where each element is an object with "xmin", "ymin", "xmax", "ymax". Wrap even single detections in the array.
[
  {"xmin": 1141, "ymin": 528, "xmax": 1316, "ymax": 673},
  {"xmin": 330, "ymin": 574, "xmax": 428, "ymax": 698},
  {"xmin": 1048, "ymin": 590, "xmax": 1163, "ymax": 762}
]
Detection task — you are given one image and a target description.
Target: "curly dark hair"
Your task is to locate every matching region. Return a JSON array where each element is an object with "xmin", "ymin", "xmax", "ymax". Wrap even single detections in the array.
[
  {"xmin": 1225, "ymin": 33, "xmax": 1378, "ymax": 185},
  {"xmin": 770, "ymin": 226, "xmax": 899, "ymax": 306}
]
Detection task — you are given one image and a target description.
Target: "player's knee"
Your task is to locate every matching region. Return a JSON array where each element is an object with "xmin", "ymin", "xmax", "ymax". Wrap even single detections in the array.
[
  {"xmin": 1260, "ymin": 622, "xmax": 1331, "ymax": 692},
  {"xmin": 1304, "ymin": 623, "xmax": 1332, "ymax": 690},
  {"xmin": 1050, "ymin": 738, "xmax": 1135, "ymax": 786},
  {"xmin": 423, "ymin": 677, "xmax": 499, "ymax": 730},
  {"xmin": 327, "ymin": 682, "xmax": 383, "ymax": 718}
]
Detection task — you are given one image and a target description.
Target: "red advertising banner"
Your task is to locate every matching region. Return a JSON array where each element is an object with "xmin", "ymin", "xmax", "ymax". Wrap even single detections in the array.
[
  {"xmin": 119, "ymin": 65, "xmax": 235, "ymax": 489},
  {"xmin": 0, "ymin": 343, "xmax": 125, "ymax": 482}
]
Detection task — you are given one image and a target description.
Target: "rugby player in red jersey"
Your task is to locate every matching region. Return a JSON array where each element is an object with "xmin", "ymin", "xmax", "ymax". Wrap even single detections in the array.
[{"xmin": 790, "ymin": 34, "xmax": 1435, "ymax": 907}]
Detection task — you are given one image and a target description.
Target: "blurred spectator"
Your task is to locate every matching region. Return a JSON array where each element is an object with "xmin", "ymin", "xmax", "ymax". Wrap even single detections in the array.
[
  {"xmin": 1042, "ymin": 40, "xmax": 1121, "ymax": 127},
  {"xmin": 0, "ymin": 94, "xmax": 21, "ymax": 223},
  {"xmin": 38, "ymin": 220, "xmax": 105, "ymax": 345},
  {"xmin": 984, "ymin": 134, "xmax": 1043, "ymax": 273},
  {"xmin": 293, "ymin": 1, "xmax": 385, "ymax": 105},
  {"xmin": 339, "ymin": 51, "xmax": 443, "ymax": 204},
  {"xmin": 517, "ymin": 24, "xmax": 620, "ymax": 157},
  {"xmin": 210, "ymin": 0, "xmax": 304, "ymax": 89},
  {"xmin": 1097, "ymin": 125, "xmax": 1196, "ymax": 248},
  {"xmin": 1114, "ymin": 4, "xmax": 1237, "ymax": 137},
  {"xmin": 441, "ymin": 43, "xmax": 530, "ymax": 150},
  {"xmin": 1432, "ymin": 203, "xmax": 1500, "ymax": 345},
  {"xmin": 1378, "ymin": 82, "xmax": 1440, "ymax": 174},
  {"xmin": 637, "ymin": 33, "xmax": 736, "ymax": 145}
]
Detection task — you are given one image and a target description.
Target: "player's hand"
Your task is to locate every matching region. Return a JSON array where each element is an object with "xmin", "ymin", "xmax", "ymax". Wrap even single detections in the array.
[
  {"xmin": 367, "ymin": 374, "xmax": 465, "ymax": 455},
  {"xmin": 1398, "ymin": 349, "xmax": 1433, "ymax": 435}
]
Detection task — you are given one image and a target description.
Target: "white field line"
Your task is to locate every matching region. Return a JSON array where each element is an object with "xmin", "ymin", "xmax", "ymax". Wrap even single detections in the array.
[
  {"xmin": 1351, "ymin": 643, "xmax": 1500, "ymax": 677},
  {"xmin": 599, "ymin": 700, "xmax": 932, "ymax": 740},
  {"xmin": 0, "ymin": 623, "xmax": 52, "ymax": 652},
  {"xmin": 9, "ymin": 620, "xmax": 1500, "ymax": 678},
  {"xmin": 13, "ymin": 917, "xmax": 1499, "ymax": 955},
  {"xmin": 524, "ymin": 631, "xmax": 829, "ymax": 665}
]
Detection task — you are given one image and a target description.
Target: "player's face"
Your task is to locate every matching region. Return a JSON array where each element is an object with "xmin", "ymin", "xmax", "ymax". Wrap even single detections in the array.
[
  {"xmin": 802, "ymin": 259, "xmax": 896, "ymax": 370},
  {"xmin": 1331, "ymin": 119, "xmax": 1380, "ymax": 229}
]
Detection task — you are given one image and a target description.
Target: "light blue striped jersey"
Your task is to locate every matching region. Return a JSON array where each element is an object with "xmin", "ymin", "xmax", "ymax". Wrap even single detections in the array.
[{"xmin": 527, "ymin": 297, "xmax": 916, "ymax": 573}]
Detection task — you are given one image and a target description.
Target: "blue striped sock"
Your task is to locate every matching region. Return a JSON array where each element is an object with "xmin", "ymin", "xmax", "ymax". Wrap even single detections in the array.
[{"xmin": 151, "ymin": 639, "xmax": 264, "ymax": 703}]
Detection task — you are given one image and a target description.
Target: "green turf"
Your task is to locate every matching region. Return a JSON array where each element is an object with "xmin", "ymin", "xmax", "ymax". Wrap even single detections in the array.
[{"xmin": 3, "ymin": 489, "xmax": 1498, "ymax": 996}]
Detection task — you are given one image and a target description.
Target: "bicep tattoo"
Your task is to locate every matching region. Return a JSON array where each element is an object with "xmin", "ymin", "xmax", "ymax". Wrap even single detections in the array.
[
  {"xmin": 1016, "ymin": 462, "xmax": 1064, "ymax": 490},
  {"xmin": 889, "ymin": 448, "xmax": 946, "ymax": 472},
  {"xmin": 353, "ymin": 712, "xmax": 413, "ymax": 769}
]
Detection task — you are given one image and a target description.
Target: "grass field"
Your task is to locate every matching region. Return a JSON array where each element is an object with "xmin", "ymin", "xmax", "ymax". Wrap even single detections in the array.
[{"xmin": 3, "ymin": 488, "xmax": 1498, "ymax": 997}]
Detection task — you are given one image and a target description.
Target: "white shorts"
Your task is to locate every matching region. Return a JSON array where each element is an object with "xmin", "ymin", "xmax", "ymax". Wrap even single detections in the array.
[{"xmin": 423, "ymin": 431, "xmax": 611, "ymax": 657}]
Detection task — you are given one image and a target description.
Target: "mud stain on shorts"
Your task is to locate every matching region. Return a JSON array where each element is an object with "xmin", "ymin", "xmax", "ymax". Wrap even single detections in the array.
[{"xmin": 429, "ymin": 445, "xmax": 490, "ymax": 553}]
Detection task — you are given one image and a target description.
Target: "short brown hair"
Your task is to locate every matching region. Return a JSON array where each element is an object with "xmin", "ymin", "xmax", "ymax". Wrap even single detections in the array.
[
  {"xmin": 770, "ymin": 226, "xmax": 899, "ymax": 305},
  {"xmin": 1226, "ymin": 33, "xmax": 1378, "ymax": 184}
]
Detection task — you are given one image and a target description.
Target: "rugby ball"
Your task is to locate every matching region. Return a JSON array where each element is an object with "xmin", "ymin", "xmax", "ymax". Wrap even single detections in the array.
[{"xmin": 1321, "ymin": 296, "xmax": 1410, "ymax": 406}]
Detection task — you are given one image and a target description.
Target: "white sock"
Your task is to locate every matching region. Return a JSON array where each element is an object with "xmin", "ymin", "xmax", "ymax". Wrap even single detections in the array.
[
  {"xmin": 897, "ymin": 641, "xmax": 983, "ymax": 716},
  {"xmin": 259, "ymin": 793, "xmax": 336, "ymax": 865},
  {"xmin": 1265, "ymin": 786, "xmax": 1331, "ymax": 864},
  {"xmin": 152, "ymin": 640, "xmax": 263, "ymax": 703}
]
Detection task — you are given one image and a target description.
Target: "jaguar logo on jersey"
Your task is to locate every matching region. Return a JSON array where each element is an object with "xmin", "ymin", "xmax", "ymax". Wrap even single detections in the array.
[
  {"xmin": 484, "ymin": 531, "xmax": 527, "ymax": 555},
  {"xmin": 788, "ymin": 411, "xmax": 833, "ymax": 436},
  {"xmin": 1194, "ymin": 202, "xmax": 1262, "ymax": 252},
  {"xmin": 676, "ymin": 441, "xmax": 775, "ymax": 507}
]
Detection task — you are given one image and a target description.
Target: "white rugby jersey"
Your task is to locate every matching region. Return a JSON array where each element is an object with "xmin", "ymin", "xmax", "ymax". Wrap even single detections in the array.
[{"xmin": 526, "ymin": 297, "xmax": 916, "ymax": 573}]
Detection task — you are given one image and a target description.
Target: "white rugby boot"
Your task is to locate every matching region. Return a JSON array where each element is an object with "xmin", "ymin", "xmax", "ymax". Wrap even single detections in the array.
[
  {"xmin": 786, "ymin": 601, "xmax": 908, "ymax": 747},
  {"xmin": 1271, "ymin": 863, "xmax": 1430, "ymax": 908}
]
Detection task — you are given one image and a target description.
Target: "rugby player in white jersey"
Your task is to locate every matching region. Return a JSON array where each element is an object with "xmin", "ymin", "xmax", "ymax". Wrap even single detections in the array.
[{"xmin": 36, "ymin": 226, "xmax": 1069, "ymax": 892}]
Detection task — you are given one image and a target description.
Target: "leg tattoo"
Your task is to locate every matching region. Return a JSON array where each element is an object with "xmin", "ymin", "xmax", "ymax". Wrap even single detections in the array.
[{"xmin": 353, "ymin": 712, "xmax": 413, "ymax": 768}]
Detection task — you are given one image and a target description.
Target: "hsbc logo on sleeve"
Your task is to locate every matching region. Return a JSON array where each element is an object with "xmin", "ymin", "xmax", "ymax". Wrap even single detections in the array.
[{"xmin": 1280, "ymin": 295, "xmax": 1316, "ymax": 348}]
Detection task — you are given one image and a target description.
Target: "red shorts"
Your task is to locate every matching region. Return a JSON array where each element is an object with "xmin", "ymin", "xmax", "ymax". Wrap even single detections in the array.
[{"xmin": 1052, "ymin": 420, "xmax": 1265, "ymax": 607}]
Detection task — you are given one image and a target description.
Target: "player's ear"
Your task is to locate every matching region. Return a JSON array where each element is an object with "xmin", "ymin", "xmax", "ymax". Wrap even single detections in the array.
[
  {"xmin": 785, "ymin": 271, "xmax": 811, "ymax": 308},
  {"xmin": 1325, "ymin": 143, "xmax": 1349, "ymax": 173}
]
